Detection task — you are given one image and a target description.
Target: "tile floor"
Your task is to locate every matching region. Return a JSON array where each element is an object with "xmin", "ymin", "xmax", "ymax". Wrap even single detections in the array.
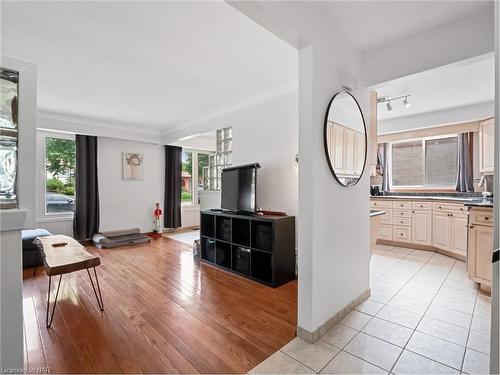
[{"xmin": 250, "ymin": 245, "xmax": 492, "ymax": 374}]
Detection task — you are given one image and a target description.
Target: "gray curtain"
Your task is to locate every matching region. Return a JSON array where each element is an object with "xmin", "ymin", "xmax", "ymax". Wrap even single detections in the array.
[
  {"xmin": 73, "ymin": 135, "xmax": 100, "ymax": 240},
  {"xmin": 378, "ymin": 143, "xmax": 390, "ymax": 192},
  {"xmin": 164, "ymin": 145, "xmax": 182, "ymax": 228},
  {"xmin": 456, "ymin": 132, "xmax": 474, "ymax": 192}
]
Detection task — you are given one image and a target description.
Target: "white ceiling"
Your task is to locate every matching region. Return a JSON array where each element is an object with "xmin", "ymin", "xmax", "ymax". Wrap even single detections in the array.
[
  {"xmin": 376, "ymin": 55, "xmax": 495, "ymax": 121},
  {"xmin": 316, "ymin": 1, "xmax": 493, "ymax": 52},
  {"xmin": 1, "ymin": 1, "xmax": 298, "ymax": 133}
]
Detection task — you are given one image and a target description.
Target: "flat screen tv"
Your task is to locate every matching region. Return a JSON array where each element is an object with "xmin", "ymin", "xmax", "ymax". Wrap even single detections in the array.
[{"xmin": 221, "ymin": 163, "xmax": 260, "ymax": 213}]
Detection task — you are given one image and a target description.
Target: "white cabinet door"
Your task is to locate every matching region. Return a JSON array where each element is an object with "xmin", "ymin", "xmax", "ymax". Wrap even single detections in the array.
[
  {"xmin": 344, "ymin": 129, "xmax": 355, "ymax": 175},
  {"xmin": 468, "ymin": 225, "xmax": 493, "ymax": 285},
  {"xmin": 412, "ymin": 210, "xmax": 432, "ymax": 246},
  {"xmin": 333, "ymin": 125, "xmax": 345, "ymax": 172},
  {"xmin": 450, "ymin": 215, "xmax": 468, "ymax": 257},
  {"xmin": 432, "ymin": 211, "xmax": 451, "ymax": 251},
  {"xmin": 479, "ymin": 118, "xmax": 494, "ymax": 174},
  {"xmin": 355, "ymin": 132, "xmax": 365, "ymax": 176}
]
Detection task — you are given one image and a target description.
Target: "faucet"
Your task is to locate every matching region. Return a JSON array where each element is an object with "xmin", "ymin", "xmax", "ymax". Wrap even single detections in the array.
[{"xmin": 478, "ymin": 176, "xmax": 492, "ymax": 202}]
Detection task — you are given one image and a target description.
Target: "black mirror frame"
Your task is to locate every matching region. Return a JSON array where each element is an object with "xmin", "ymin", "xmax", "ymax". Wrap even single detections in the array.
[{"xmin": 323, "ymin": 91, "xmax": 367, "ymax": 187}]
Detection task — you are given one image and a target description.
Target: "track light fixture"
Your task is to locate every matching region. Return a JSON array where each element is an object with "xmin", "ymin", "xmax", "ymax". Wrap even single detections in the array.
[
  {"xmin": 377, "ymin": 94, "xmax": 411, "ymax": 111},
  {"xmin": 403, "ymin": 96, "xmax": 410, "ymax": 108}
]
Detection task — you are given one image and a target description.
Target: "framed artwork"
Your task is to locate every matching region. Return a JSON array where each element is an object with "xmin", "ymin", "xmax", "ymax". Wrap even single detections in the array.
[{"xmin": 123, "ymin": 152, "xmax": 144, "ymax": 180}]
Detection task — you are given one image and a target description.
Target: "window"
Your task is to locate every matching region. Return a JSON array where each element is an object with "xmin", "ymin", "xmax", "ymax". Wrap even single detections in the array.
[
  {"xmin": 181, "ymin": 151, "xmax": 193, "ymax": 206},
  {"xmin": 45, "ymin": 136, "xmax": 76, "ymax": 213},
  {"xmin": 198, "ymin": 153, "xmax": 209, "ymax": 204},
  {"xmin": 208, "ymin": 126, "xmax": 232, "ymax": 190},
  {"xmin": 390, "ymin": 135, "xmax": 458, "ymax": 188}
]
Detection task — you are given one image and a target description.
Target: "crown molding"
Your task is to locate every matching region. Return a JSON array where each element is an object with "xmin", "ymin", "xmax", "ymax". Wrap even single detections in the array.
[{"xmin": 37, "ymin": 109, "xmax": 163, "ymax": 144}]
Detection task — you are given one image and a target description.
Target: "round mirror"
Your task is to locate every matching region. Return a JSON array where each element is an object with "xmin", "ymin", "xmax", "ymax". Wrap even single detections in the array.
[{"xmin": 324, "ymin": 91, "xmax": 367, "ymax": 187}]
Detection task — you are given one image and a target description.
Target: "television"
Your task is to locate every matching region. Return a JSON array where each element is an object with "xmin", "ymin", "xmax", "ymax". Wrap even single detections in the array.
[{"xmin": 221, "ymin": 163, "xmax": 260, "ymax": 213}]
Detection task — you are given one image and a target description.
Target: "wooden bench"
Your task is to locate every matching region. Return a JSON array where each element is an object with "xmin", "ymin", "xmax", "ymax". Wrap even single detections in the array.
[{"xmin": 35, "ymin": 235, "xmax": 104, "ymax": 328}]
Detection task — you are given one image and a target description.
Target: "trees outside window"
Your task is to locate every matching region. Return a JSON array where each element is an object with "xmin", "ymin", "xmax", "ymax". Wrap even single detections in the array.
[{"xmin": 45, "ymin": 137, "xmax": 76, "ymax": 213}]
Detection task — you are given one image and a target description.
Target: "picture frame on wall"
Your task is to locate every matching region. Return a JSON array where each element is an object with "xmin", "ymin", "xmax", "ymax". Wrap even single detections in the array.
[{"xmin": 123, "ymin": 152, "xmax": 144, "ymax": 180}]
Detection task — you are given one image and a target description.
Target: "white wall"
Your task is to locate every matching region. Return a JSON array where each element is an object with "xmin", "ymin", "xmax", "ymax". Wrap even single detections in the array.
[
  {"xmin": 363, "ymin": 9, "xmax": 494, "ymax": 87},
  {"xmin": 378, "ymin": 101, "xmax": 495, "ymax": 134},
  {"xmin": 98, "ymin": 138, "xmax": 164, "ymax": 233},
  {"xmin": 231, "ymin": 93, "xmax": 298, "ymax": 216},
  {"xmin": 230, "ymin": 1, "xmax": 371, "ymax": 335},
  {"xmin": 165, "ymin": 92, "xmax": 299, "ymax": 225}
]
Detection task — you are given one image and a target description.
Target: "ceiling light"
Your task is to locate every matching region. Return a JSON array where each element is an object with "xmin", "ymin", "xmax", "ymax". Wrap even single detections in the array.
[
  {"xmin": 386, "ymin": 101, "xmax": 392, "ymax": 111},
  {"xmin": 403, "ymin": 96, "xmax": 410, "ymax": 108}
]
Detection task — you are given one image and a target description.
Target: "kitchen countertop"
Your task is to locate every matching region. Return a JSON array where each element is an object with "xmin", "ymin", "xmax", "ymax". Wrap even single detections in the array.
[
  {"xmin": 370, "ymin": 210, "xmax": 386, "ymax": 217},
  {"xmin": 464, "ymin": 200, "xmax": 493, "ymax": 208},
  {"xmin": 370, "ymin": 194, "xmax": 488, "ymax": 204}
]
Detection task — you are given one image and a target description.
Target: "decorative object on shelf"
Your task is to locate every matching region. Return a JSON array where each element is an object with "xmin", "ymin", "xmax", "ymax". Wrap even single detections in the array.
[
  {"xmin": 324, "ymin": 91, "xmax": 367, "ymax": 187},
  {"xmin": 123, "ymin": 152, "xmax": 144, "ymax": 180},
  {"xmin": 0, "ymin": 67, "xmax": 19, "ymax": 209},
  {"xmin": 377, "ymin": 94, "xmax": 411, "ymax": 112}
]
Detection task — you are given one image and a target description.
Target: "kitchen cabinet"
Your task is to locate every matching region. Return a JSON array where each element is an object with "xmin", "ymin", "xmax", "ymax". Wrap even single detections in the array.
[
  {"xmin": 450, "ymin": 215, "xmax": 468, "ymax": 257},
  {"xmin": 432, "ymin": 203, "xmax": 468, "ymax": 258},
  {"xmin": 412, "ymin": 210, "xmax": 432, "ymax": 246},
  {"xmin": 355, "ymin": 132, "xmax": 365, "ymax": 175},
  {"xmin": 370, "ymin": 198, "xmax": 469, "ymax": 261},
  {"xmin": 432, "ymin": 211, "xmax": 451, "ymax": 251},
  {"xmin": 333, "ymin": 124, "xmax": 344, "ymax": 171},
  {"xmin": 344, "ymin": 130, "xmax": 355, "ymax": 175},
  {"xmin": 479, "ymin": 118, "xmax": 494, "ymax": 174},
  {"xmin": 328, "ymin": 122, "xmax": 365, "ymax": 178},
  {"xmin": 468, "ymin": 207, "xmax": 493, "ymax": 292}
]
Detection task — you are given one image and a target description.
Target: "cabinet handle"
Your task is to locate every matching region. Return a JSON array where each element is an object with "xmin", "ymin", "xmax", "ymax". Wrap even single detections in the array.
[
  {"xmin": 485, "ymin": 217, "xmax": 489, "ymax": 221},
  {"xmin": 412, "ymin": 210, "xmax": 415, "ymax": 214},
  {"xmin": 469, "ymin": 225, "xmax": 474, "ymax": 229},
  {"xmin": 450, "ymin": 213, "xmax": 453, "ymax": 217},
  {"xmin": 439, "ymin": 206, "xmax": 442, "ymax": 209},
  {"xmin": 420, "ymin": 205, "xmax": 424, "ymax": 208}
]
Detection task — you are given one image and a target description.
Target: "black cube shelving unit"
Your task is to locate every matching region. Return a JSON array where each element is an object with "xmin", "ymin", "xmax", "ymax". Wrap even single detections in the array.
[{"xmin": 200, "ymin": 210, "xmax": 295, "ymax": 288}]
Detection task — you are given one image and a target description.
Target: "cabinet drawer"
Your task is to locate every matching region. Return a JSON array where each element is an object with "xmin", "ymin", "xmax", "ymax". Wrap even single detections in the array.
[
  {"xmin": 394, "ymin": 201, "xmax": 411, "ymax": 209},
  {"xmin": 370, "ymin": 200, "xmax": 393, "ymax": 209},
  {"xmin": 469, "ymin": 209, "xmax": 494, "ymax": 226},
  {"xmin": 378, "ymin": 224, "xmax": 393, "ymax": 241},
  {"xmin": 393, "ymin": 217, "xmax": 411, "ymax": 227},
  {"xmin": 412, "ymin": 201, "xmax": 432, "ymax": 210},
  {"xmin": 394, "ymin": 209, "xmax": 411, "ymax": 218},
  {"xmin": 393, "ymin": 226, "xmax": 411, "ymax": 243},
  {"xmin": 433, "ymin": 203, "xmax": 467, "ymax": 213}
]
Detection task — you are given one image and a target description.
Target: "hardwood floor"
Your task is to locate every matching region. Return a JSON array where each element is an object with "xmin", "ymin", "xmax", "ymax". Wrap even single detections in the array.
[{"xmin": 23, "ymin": 237, "xmax": 297, "ymax": 373}]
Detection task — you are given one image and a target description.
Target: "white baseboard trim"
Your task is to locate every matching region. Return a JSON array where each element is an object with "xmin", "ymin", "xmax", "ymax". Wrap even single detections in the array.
[{"xmin": 297, "ymin": 288, "xmax": 371, "ymax": 343}]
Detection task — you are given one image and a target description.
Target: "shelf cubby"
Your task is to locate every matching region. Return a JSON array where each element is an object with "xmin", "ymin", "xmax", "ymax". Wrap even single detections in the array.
[
  {"xmin": 201, "ymin": 237, "xmax": 215, "ymax": 263},
  {"xmin": 200, "ymin": 210, "xmax": 295, "ymax": 288},
  {"xmin": 215, "ymin": 241, "xmax": 231, "ymax": 269},
  {"xmin": 251, "ymin": 250, "xmax": 273, "ymax": 284},
  {"xmin": 232, "ymin": 218, "xmax": 250, "ymax": 246},
  {"xmin": 251, "ymin": 221, "xmax": 273, "ymax": 252},
  {"xmin": 216, "ymin": 216, "xmax": 232, "ymax": 242},
  {"xmin": 201, "ymin": 214, "xmax": 215, "ymax": 238},
  {"xmin": 232, "ymin": 245, "xmax": 251, "ymax": 276}
]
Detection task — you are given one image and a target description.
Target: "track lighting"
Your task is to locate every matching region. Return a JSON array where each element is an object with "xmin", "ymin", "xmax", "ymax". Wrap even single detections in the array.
[
  {"xmin": 377, "ymin": 94, "xmax": 411, "ymax": 111},
  {"xmin": 403, "ymin": 96, "xmax": 410, "ymax": 108}
]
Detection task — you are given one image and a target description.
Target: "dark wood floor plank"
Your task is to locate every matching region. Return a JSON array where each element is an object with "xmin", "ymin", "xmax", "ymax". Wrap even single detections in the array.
[{"xmin": 23, "ymin": 237, "xmax": 297, "ymax": 373}]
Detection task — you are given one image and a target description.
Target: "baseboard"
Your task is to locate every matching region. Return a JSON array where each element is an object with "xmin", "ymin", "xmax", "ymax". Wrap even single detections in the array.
[
  {"xmin": 297, "ymin": 288, "xmax": 371, "ymax": 343},
  {"xmin": 163, "ymin": 226, "xmax": 199, "ymax": 234},
  {"xmin": 377, "ymin": 239, "xmax": 465, "ymax": 262}
]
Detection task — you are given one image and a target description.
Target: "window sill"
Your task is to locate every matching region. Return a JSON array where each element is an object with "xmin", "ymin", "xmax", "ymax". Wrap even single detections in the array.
[
  {"xmin": 37, "ymin": 215, "xmax": 73, "ymax": 223},
  {"xmin": 181, "ymin": 205, "xmax": 200, "ymax": 212}
]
